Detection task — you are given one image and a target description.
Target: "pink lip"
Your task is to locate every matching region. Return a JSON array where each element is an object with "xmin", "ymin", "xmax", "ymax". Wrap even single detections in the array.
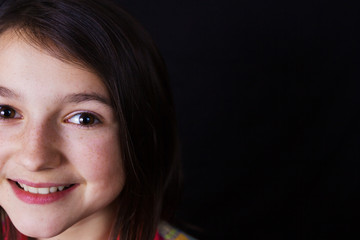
[{"xmin": 9, "ymin": 180, "xmax": 78, "ymax": 205}]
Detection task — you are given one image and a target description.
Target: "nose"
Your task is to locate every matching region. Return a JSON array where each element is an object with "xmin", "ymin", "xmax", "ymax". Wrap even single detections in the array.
[{"xmin": 15, "ymin": 121, "xmax": 63, "ymax": 172}]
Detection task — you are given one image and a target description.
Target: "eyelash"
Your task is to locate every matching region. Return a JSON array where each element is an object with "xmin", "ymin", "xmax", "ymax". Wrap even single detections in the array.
[{"xmin": 0, "ymin": 105, "xmax": 101, "ymax": 128}]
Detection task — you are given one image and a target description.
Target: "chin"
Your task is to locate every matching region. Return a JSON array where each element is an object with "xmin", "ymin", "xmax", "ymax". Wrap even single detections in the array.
[{"xmin": 11, "ymin": 216, "xmax": 69, "ymax": 239}]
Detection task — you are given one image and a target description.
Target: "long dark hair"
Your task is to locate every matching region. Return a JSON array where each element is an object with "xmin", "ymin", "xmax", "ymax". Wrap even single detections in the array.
[{"xmin": 0, "ymin": 0, "xmax": 181, "ymax": 239}]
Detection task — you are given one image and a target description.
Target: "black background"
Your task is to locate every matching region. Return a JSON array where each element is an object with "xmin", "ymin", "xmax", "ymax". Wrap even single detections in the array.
[{"xmin": 118, "ymin": 1, "xmax": 360, "ymax": 239}]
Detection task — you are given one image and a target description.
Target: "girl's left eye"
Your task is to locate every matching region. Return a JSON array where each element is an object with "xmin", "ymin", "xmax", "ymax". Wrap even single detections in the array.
[
  {"xmin": 66, "ymin": 112, "xmax": 100, "ymax": 126},
  {"xmin": 0, "ymin": 105, "xmax": 21, "ymax": 119}
]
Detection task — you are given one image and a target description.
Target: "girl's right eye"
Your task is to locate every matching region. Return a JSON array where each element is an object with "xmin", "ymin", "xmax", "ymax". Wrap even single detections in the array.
[{"xmin": 0, "ymin": 105, "xmax": 21, "ymax": 119}]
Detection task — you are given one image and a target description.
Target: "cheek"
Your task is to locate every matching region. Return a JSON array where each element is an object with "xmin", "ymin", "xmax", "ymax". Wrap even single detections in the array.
[{"xmin": 67, "ymin": 130, "xmax": 124, "ymax": 184}]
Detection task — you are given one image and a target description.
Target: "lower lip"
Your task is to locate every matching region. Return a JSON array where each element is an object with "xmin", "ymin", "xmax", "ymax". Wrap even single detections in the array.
[{"xmin": 9, "ymin": 180, "xmax": 78, "ymax": 205}]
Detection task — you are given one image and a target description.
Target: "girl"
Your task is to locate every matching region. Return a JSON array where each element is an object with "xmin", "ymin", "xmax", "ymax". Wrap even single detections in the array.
[{"xmin": 0, "ymin": 0, "xmax": 191, "ymax": 239}]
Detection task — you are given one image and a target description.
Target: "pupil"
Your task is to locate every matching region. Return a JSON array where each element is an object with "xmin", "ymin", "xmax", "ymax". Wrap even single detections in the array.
[
  {"xmin": 79, "ymin": 113, "xmax": 93, "ymax": 125},
  {"xmin": 0, "ymin": 107, "xmax": 14, "ymax": 118}
]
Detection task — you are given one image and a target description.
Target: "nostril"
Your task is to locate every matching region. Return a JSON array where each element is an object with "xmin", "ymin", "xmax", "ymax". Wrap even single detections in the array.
[{"xmin": 15, "ymin": 144, "xmax": 63, "ymax": 171}]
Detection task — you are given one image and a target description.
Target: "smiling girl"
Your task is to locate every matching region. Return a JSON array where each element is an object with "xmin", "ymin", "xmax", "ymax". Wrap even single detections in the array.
[{"xmin": 0, "ymin": 0, "xmax": 188, "ymax": 240}]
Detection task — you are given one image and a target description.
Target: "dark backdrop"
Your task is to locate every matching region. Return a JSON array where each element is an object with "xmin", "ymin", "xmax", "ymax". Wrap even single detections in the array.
[{"xmin": 118, "ymin": 1, "xmax": 360, "ymax": 239}]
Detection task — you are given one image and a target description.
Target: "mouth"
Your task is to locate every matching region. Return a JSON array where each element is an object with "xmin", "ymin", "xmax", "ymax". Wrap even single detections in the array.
[
  {"xmin": 15, "ymin": 181, "xmax": 75, "ymax": 194},
  {"xmin": 8, "ymin": 179, "xmax": 78, "ymax": 204}
]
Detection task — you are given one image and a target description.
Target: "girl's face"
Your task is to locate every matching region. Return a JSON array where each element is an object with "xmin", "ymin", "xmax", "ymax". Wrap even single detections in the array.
[{"xmin": 0, "ymin": 32, "xmax": 125, "ymax": 239}]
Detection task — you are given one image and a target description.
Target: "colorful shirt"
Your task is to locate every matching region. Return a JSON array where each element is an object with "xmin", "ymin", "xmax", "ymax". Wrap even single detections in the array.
[{"xmin": 157, "ymin": 222, "xmax": 197, "ymax": 240}]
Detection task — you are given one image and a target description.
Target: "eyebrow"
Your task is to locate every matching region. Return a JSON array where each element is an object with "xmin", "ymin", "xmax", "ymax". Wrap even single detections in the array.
[
  {"xmin": 63, "ymin": 92, "xmax": 112, "ymax": 107},
  {"xmin": 0, "ymin": 86, "xmax": 20, "ymax": 99},
  {"xmin": 0, "ymin": 85, "xmax": 111, "ymax": 107}
]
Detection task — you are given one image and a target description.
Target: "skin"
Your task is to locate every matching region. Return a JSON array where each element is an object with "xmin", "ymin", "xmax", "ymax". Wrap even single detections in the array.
[{"xmin": 0, "ymin": 31, "xmax": 125, "ymax": 239}]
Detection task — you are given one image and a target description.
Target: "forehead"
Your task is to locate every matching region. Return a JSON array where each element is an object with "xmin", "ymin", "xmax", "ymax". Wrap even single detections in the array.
[{"xmin": 0, "ymin": 30, "xmax": 109, "ymax": 100}]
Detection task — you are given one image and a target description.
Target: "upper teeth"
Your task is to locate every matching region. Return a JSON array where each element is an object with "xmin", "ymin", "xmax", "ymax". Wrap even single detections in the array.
[{"xmin": 18, "ymin": 182, "xmax": 69, "ymax": 194}]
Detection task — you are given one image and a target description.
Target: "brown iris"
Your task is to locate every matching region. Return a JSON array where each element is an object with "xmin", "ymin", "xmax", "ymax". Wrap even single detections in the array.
[{"xmin": 79, "ymin": 113, "xmax": 96, "ymax": 125}]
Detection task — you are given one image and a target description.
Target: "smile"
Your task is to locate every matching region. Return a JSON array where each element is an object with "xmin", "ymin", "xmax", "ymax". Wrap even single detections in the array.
[
  {"xmin": 9, "ymin": 180, "xmax": 78, "ymax": 204},
  {"xmin": 16, "ymin": 182, "xmax": 74, "ymax": 194}
]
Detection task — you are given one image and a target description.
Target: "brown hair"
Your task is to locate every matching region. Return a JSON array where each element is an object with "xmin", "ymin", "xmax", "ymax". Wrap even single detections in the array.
[{"xmin": 0, "ymin": 0, "xmax": 181, "ymax": 239}]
